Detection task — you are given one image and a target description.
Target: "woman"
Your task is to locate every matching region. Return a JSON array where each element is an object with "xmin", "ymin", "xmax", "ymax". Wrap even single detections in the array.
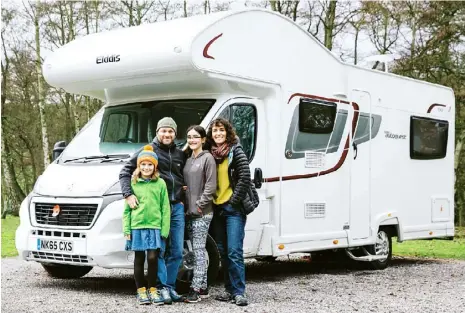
[
  {"xmin": 207, "ymin": 118, "xmax": 250, "ymax": 307},
  {"xmin": 183, "ymin": 125, "xmax": 217, "ymax": 303}
]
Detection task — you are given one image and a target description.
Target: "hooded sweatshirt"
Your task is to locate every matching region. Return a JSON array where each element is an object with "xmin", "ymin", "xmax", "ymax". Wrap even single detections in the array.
[{"xmin": 183, "ymin": 150, "xmax": 217, "ymax": 216}]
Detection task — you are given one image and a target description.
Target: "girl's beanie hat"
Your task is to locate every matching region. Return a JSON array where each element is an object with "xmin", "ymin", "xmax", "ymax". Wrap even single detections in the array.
[{"xmin": 137, "ymin": 145, "xmax": 158, "ymax": 168}]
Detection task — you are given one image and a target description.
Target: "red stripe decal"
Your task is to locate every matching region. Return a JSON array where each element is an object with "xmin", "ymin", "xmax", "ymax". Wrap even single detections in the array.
[
  {"xmin": 263, "ymin": 93, "xmax": 359, "ymax": 183},
  {"xmin": 427, "ymin": 103, "xmax": 446, "ymax": 113},
  {"xmin": 203, "ymin": 33, "xmax": 223, "ymax": 60}
]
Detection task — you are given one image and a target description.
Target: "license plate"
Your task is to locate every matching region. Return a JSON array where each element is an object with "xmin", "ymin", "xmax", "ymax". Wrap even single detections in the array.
[{"xmin": 37, "ymin": 238, "xmax": 73, "ymax": 253}]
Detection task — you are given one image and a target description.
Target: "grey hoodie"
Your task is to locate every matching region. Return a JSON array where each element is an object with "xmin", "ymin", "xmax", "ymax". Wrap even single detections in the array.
[{"xmin": 183, "ymin": 150, "xmax": 217, "ymax": 216}]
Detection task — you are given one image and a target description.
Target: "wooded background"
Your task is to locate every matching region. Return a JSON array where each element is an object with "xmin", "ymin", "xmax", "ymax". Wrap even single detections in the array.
[{"xmin": 1, "ymin": 0, "xmax": 464, "ymax": 225}]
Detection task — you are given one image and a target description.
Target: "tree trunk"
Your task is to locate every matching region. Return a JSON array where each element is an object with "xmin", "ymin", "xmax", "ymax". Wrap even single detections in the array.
[
  {"xmin": 34, "ymin": 1, "xmax": 51, "ymax": 168},
  {"xmin": 83, "ymin": 1, "xmax": 92, "ymax": 124},
  {"xmin": 454, "ymin": 130, "xmax": 464, "ymax": 174},
  {"xmin": 354, "ymin": 25, "xmax": 359, "ymax": 65},
  {"xmin": 292, "ymin": 1, "xmax": 299, "ymax": 21},
  {"xmin": 324, "ymin": 0, "xmax": 337, "ymax": 50},
  {"xmin": 270, "ymin": 1, "xmax": 277, "ymax": 12},
  {"xmin": 94, "ymin": 1, "xmax": 100, "ymax": 33},
  {"xmin": 70, "ymin": 95, "xmax": 81, "ymax": 134},
  {"xmin": 183, "ymin": 0, "xmax": 187, "ymax": 17}
]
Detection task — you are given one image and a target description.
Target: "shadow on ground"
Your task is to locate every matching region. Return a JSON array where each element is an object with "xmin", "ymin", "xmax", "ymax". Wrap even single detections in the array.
[{"xmin": 31, "ymin": 256, "xmax": 440, "ymax": 295}]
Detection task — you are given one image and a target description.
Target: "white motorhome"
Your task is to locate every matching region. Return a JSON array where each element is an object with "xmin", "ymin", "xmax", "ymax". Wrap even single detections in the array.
[{"xmin": 16, "ymin": 8, "xmax": 455, "ymax": 284}]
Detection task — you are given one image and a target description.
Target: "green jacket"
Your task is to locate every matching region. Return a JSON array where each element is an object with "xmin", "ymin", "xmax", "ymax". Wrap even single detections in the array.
[{"xmin": 123, "ymin": 177, "xmax": 171, "ymax": 238}]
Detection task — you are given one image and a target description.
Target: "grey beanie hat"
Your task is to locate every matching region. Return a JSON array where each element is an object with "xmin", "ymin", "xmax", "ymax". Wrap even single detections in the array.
[{"xmin": 157, "ymin": 117, "xmax": 177, "ymax": 134}]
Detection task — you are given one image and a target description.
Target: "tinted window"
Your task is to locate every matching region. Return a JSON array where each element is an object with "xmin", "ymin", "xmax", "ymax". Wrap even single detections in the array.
[
  {"xmin": 410, "ymin": 116, "xmax": 448, "ymax": 159},
  {"xmin": 102, "ymin": 99, "xmax": 214, "ymax": 146},
  {"xmin": 218, "ymin": 103, "xmax": 257, "ymax": 161},
  {"xmin": 299, "ymin": 100, "xmax": 337, "ymax": 133},
  {"xmin": 103, "ymin": 113, "xmax": 131, "ymax": 142}
]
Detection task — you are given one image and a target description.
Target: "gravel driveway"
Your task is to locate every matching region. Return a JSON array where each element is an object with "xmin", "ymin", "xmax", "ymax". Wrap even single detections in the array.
[{"xmin": 2, "ymin": 255, "xmax": 464, "ymax": 313}]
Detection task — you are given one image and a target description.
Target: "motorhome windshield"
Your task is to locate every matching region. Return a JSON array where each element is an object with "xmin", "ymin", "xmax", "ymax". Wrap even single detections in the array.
[{"xmin": 59, "ymin": 99, "xmax": 215, "ymax": 163}]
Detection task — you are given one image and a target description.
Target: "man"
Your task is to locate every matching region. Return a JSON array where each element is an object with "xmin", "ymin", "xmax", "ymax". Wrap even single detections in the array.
[{"xmin": 119, "ymin": 117, "xmax": 186, "ymax": 304}]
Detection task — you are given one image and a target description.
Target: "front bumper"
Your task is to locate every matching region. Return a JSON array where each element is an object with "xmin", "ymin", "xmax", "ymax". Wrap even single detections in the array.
[{"xmin": 16, "ymin": 196, "xmax": 134, "ymax": 269}]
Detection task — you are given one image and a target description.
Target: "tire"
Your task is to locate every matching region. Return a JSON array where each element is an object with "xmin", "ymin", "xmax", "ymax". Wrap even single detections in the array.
[
  {"xmin": 176, "ymin": 234, "xmax": 220, "ymax": 292},
  {"xmin": 366, "ymin": 229, "xmax": 392, "ymax": 270},
  {"xmin": 42, "ymin": 263, "xmax": 93, "ymax": 279},
  {"xmin": 255, "ymin": 256, "xmax": 277, "ymax": 262}
]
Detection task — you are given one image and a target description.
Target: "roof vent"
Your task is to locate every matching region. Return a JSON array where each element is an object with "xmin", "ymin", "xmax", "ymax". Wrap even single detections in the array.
[{"xmin": 359, "ymin": 54, "xmax": 400, "ymax": 73}]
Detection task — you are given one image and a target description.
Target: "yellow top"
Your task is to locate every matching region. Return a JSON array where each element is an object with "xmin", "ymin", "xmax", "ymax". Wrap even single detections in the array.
[{"xmin": 213, "ymin": 158, "xmax": 233, "ymax": 205}]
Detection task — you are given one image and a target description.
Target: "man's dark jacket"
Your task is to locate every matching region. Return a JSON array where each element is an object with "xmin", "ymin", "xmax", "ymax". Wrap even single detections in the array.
[{"xmin": 119, "ymin": 137, "xmax": 186, "ymax": 203}]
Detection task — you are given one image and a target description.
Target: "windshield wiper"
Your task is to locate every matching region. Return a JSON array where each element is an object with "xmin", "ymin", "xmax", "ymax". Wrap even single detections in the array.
[
  {"xmin": 64, "ymin": 154, "xmax": 131, "ymax": 163},
  {"xmin": 100, "ymin": 157, "xmax": 130, "ymax": 163}
]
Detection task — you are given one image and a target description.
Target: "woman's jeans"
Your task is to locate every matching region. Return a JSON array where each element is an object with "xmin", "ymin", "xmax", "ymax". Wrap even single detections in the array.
[{"xmin": 211, "ymin": 203, "xmax": 246, "ymax": 296}]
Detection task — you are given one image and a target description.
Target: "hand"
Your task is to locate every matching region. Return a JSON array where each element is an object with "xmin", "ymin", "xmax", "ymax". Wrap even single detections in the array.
[
  {"xmin": 125, "ymin": 195, "xmax": 139, "ymax": 209},
  {"xmin": 125, "ymin": 234, "xmax": 131, "ymax": 240}
]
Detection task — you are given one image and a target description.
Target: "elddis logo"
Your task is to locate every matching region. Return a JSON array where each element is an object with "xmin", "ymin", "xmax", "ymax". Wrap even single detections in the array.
[{"xmin": 96, "ymin": 54, "xmax": 120, "ymax": 64}]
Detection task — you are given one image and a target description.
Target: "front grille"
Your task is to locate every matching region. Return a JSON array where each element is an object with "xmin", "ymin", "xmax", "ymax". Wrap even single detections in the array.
[
  {"xmin": 30, "ymin": 251, "xmax": 89, "ymax": 263},
  {"xmin": 34, "ymin": 203, "xmax": 98, "ymax": 227}
]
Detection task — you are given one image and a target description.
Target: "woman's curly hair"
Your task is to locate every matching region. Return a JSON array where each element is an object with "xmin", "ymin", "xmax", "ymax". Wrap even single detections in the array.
[{"xmin": 206, "ymin": 118, "xmax": 238, "ymax": 148}]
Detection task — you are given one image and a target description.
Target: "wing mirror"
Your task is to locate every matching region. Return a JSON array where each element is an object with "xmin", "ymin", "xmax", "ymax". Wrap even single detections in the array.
[
  {"xmin": 254, "ymin": 168, "xmax": 263, "ymax": 189},
  {"xmin": 52, "ymin": 141, "xmax": 67, "ymax": 161}
]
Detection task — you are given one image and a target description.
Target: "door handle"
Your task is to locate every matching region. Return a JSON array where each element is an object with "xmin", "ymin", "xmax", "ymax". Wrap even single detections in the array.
[{"xmin": 352, "ymin": 142, "xmax": 358, "ymax": 160}]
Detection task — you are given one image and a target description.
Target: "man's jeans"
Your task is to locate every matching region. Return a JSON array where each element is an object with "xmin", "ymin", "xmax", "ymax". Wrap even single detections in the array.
[
  {"xmin": 158, "ymin": 202, "xmax": 185, "ymax": 290},
  {"xmin": 211, "ymin": 203, "xmax": 246, "ymax": 296}
]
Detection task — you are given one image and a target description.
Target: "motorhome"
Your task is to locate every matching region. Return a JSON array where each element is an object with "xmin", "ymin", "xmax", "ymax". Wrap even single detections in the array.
[{"xmin": 16, "ymin": 8, "xmax": 455, "ymax": 284}]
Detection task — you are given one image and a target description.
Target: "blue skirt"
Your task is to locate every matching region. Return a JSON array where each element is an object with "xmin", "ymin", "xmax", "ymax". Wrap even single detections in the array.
[{"xmin": 125, "ymin": 229, "xmax": 162, "ymax": 251}]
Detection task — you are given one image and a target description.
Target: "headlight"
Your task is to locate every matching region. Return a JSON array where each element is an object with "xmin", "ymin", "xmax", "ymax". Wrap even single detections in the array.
[{"xmin": 104, "ymin": 181, "xmax": 122, "ymax": 196}]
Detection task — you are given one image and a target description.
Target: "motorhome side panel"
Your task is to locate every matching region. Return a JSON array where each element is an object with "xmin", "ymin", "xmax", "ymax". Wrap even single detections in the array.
[{"xmin": 348, "ymin": 67, "xmax": 455, "ymax": 240}]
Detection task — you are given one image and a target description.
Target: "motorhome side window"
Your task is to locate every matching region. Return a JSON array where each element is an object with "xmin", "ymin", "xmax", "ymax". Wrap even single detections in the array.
[
  {"xmin": 410, "ymin": 116, "xmax": 448, "ymax": 160},
  {"xmin": 285, "ymin": 100, "xmax": 342, "ymax": 159},
  {"xmin": 219, "ymin": 104, "xmax": 257, "ymax": 161}
]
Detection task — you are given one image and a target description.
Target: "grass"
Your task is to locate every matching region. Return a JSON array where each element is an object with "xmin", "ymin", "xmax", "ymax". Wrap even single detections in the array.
[
  {"xmin": 1, "ymin": 215, "xmax": 20, "ymax": 257},
  {"xmin": 1, "ymin": 215, "xmax": 465, "ymax": 260},
  {"xmin": 392, "ymin": 227, "xmax": 465, "ymax": 260}
]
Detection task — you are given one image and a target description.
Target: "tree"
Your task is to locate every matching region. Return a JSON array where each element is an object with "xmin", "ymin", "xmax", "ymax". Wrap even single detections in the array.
[
  {"xmin": 23, "ymin": 0, "xmax": 51, "ymax": 167},
  {"xmin": 1, "ymin": 7, "xmax": 27, "ymax": 216}
]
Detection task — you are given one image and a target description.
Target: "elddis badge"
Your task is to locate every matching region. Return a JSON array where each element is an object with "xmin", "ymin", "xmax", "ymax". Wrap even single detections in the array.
[{"xmin": 52, "ymin": 205, "xmax": 61, "ymax": 217}]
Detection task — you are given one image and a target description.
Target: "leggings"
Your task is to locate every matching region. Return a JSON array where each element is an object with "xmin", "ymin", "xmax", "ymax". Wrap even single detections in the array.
[
  {"xmin": 134, "ymin": 250, "xmax": 159, "ymax": 289},
  {"xmin": 187, "ymin": 213, "xmax": 213, "ymax": 291}
]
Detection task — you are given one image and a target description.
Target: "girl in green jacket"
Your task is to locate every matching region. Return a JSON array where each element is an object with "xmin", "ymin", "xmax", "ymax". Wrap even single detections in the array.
[{"xmin": 122, "ymin": 145, "xmax": 171, "ymax": 305}]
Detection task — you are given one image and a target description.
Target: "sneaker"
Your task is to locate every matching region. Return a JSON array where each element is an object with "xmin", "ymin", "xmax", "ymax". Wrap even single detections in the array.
[
  {"xmin": 136, "ymin": 287, "xmax": 151, "ymax": 305},
  {"xmin": 199, "ymin": 288, "xmax": 210, "ymax": 299},
  {"xmin": 215, "ymin": 291, "xmax": 233, "ymax": 302},
  {"xmin": 148, "ymin": 287, "xmax": 164, "ymax": 305},
  {"xmin": 234, "ymin": 294, "xmax": 248, "ymax": 306},
  {"xmin": 159, "ymin": 288, "xmax": 172, "ymax": 305},
  {"xmin": 169, "ymin": 288, "xmax": 185, "ymax": 302},
  {"xmin": 184, "ymin": 289, "xmax": 201, "ymax": 303}
]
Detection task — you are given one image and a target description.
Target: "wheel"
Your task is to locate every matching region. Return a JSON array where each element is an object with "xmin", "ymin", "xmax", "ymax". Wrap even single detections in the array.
[
  {"xmin": 176, "ymin": 234, "xmax": 220, "ymax": 292},
  {"xmin": 42, "ymin": 263, "xmax": 93, "ymax": 279},
  {"xmin": 255, "ymin": 256, "xmax": 277, "ymax": 262},
  {"xmin": 366, "ymin": 229, "xmax": 392, "ymax": 270}
]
